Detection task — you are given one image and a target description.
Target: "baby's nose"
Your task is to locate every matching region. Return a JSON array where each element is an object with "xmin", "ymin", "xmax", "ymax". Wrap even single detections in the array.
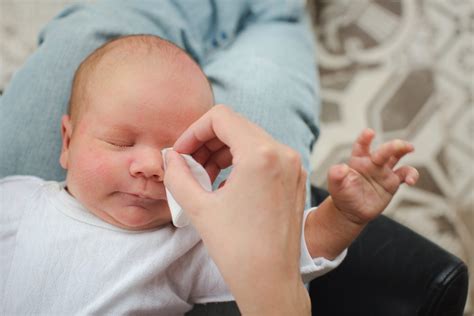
[{"xmin": 129, "ymin": 148, "xmax": 164, "ymax": 181}]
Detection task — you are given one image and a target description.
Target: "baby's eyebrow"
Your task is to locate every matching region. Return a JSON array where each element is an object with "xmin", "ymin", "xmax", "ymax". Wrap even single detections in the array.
[{"xmin": 100, "ymin": 123, "xmax": 138, "ymax": 136}]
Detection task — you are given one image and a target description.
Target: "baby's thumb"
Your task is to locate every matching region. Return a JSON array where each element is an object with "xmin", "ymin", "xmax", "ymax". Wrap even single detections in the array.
[
  {"xmin": 163, "ymin": 150, "xmax": 208, "ymax": 214},
  {"xmin": 327, "ymin": 164, "xmax": 350, "ymax": 192}
]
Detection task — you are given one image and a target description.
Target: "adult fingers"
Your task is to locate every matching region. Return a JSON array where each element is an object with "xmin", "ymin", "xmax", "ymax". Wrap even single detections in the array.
[
  {"xmin": 192, "ymin": 137, "xmax": 227, "ymax": 163},
  {"xmin": 190, "ymin": 144, "xmax": 232, "ymax": 183},
  {"xmin": 203, "ymin": 145, "xmax": 232, "ymax": 183},
  {"xmin": 191, "ymin": 146, "xmax": 212, "ymax": 167},
  {"xmin": 204, "ymin": 137, "xmax": 227, "ymax": 152},
  {"xmin": 173, "ymin": 105, "xmax": 270, "ymax": 156},
  {"xmin": 295, "ymin": 166, "xmax": 307, "ymax": 218}
]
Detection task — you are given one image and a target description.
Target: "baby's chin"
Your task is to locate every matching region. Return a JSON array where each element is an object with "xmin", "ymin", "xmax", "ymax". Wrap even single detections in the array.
[{"xmin": 100, "ymin": 204, "xmax": 173, "ymax": 231}]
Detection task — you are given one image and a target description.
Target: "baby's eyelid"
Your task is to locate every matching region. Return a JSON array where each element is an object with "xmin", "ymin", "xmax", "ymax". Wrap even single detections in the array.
[
  {"xmin": 106, "ymin": 140, "xmax": 134, "ymax": 148},
  {"xmin": 114, "ymin": 143, "xmax": 134, "ymax": 148}
]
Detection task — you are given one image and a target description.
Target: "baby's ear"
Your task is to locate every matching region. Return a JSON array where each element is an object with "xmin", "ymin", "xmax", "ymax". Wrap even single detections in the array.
[{"xmin": 59, "ymin": 115, "xmax": 73, "ymax": 169}]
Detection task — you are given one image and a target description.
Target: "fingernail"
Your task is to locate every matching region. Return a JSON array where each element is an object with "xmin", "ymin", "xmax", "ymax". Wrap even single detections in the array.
[
  {"xmin": 394, "ymin": 140, "xmax": 404, "ymax": 150},
  {"xmin": 407, "ymin": 176, "xmax": 416, "ymax": 185},
  {"xmin": 340, "ymin": 164, "xmax": 349, "ymax": 175}
]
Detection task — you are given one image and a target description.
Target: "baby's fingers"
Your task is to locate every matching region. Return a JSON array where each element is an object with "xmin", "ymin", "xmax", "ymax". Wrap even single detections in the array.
[
  {"xmin": 372, "ymin": 140, "xmax": 414, "ymax": 167},
  {"xmin": 394, "ymin": 166, "xmax": 419, "ymax": 185},
  {"xmin": 351, "ymin": 128, "xmax": 375, "ymax": 157}
]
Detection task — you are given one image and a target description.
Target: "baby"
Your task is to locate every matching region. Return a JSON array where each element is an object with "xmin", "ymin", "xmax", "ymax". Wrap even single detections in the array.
[
  {"xmin": 0, "ymin": 35, "xmax": 418, "ymax": 315},
  {"xmin": 59, "ymin": 35, "xmax": 213, "ymax": 231}
]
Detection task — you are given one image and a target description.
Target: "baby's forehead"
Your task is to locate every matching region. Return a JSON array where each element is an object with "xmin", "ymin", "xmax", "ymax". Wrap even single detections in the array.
[
  {"xmin": 71, "ymin": 35, "xmax": 214, "ymax": 121},
  {"xmin": 95, "ymin": 37, "xmax": 196, "ymax": 73},
  {"xmin": 91, "ymin": 38, "xmax": 211, "ymax": 93}
]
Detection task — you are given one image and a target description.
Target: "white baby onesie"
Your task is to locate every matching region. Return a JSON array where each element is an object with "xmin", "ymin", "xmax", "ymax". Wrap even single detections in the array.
[{"xmin": 0, "ymin": 174, "xmax": 346, "ymax": 315}]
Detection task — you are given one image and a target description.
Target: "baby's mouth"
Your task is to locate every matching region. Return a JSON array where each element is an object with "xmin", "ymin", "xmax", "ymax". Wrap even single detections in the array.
[
  {"xmin": 117, "ymin": 192, "xmax": 167, "ymax": 203},
  {"xmin": 129, "ymin": 193, "xmax": 156, "ymax": 200}
]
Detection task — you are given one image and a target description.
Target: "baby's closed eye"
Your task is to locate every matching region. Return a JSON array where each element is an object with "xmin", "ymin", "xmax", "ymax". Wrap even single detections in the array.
[
  {"xmin": 100, "ymin": 137, "xmax": 135, "ymax": 149},
  {"xmin": 107, "ymin": 141, "xmax": 134, "ymax": 148}
]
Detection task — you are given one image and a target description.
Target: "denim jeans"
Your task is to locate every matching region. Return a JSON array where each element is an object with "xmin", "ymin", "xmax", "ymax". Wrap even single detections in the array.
[{"xmin": 0, "ymin": 0, "xmax": 320, "ymax": 208}]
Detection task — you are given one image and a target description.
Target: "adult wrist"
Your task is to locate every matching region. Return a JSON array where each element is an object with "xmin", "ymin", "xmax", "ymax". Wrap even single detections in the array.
[{"xmin": 239, "ymin": 283, "xmax": 310, "ymax": 316}]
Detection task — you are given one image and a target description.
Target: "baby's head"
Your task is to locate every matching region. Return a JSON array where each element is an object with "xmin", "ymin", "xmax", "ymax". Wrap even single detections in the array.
[{"xmin": 60, "ymin": 35, "xmax": 213, "ymax": 230}]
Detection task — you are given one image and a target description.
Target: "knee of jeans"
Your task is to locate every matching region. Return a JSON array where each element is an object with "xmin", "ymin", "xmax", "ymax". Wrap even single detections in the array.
[
  {"xmin": 214, "ymin": 56, "xmax": 317, "ymax": 118},
  {"xmin": 38, "ymin": 3, "xmax": 135, "ymax": 51},
  {"xmin": 34, "ymin": 2, "xmax": 141, "ymax": 85},
  {"xmin": 212, "ymin": 58, "xmax": 318, "ymax": 154},
  {"xmin": 249, "ymin": 0, "xmax": 306, "ymax": 23}
]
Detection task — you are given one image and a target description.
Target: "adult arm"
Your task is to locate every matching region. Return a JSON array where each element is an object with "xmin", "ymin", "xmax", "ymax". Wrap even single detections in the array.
[{"xmin": 164, "ymin": 105, "xmax": 310, "ymax": 316}]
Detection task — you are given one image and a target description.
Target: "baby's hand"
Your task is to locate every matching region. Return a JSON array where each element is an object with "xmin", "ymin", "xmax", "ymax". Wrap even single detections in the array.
[{"xmin": 328, "ymin": 129, "xmax": 419, "ymax": 225}]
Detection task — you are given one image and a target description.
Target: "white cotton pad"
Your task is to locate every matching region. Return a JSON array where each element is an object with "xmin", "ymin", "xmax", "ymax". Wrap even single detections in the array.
[{"xmin": 161, "ymin": 148, "xmax": 212, "ymax": 228}]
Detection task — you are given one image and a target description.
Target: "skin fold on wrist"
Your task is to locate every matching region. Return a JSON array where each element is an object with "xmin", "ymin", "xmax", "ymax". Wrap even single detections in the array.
[{"xmin": 305, "ymin": 197, "xmax": 366, "ymax": 260}]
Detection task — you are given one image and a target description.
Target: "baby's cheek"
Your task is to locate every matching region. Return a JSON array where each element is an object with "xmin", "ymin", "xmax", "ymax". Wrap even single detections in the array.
[
  {"xmin": 94, "ymin": 152, "xmax": 124, "ymax": 179},
  {"xmin": 75, "ymin": 150, "xmax": 118, "ymax": 186}
]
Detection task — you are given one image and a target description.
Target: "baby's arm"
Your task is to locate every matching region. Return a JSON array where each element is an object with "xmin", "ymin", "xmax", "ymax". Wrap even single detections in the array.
[{"xmin": 304, "ymin": 129, "xmax": 419, "ymax": 260}]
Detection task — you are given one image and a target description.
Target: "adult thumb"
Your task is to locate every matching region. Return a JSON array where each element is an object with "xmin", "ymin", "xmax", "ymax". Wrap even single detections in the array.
[{"xmin": 163, "ymin": 149, "xmax": 209, "ymax": 214}]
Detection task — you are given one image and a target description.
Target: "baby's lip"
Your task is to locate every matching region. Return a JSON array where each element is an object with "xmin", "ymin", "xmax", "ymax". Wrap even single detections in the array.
[{"xmin": 123, "ymin": 192, "xmax": 166, "ymax": 201}]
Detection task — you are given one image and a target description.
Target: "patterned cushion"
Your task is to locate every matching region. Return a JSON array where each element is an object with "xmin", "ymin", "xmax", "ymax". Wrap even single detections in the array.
[{"xmin": 308, "ymin": 1, "xmax": 473, "ymax": 312}]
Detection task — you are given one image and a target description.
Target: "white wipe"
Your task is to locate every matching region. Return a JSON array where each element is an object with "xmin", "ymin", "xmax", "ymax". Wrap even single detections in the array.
[{"xmin": 162, "ymin": 148, "xmax": 212, "ymax": 228}]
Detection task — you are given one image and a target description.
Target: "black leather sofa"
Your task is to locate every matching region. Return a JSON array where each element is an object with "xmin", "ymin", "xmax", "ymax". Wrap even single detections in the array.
[
  {"xmin": 309, "ymin": 187, "xmax": 469, "ymax": 316},
  {"xmin": 187, "ymin": 187, "xmax": 469, "ymax": 315}
]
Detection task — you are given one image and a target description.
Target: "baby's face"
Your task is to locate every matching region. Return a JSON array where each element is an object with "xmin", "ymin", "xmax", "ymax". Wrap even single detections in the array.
[{"xmin": 60, "ymin": 56, "xmax": 213, "ymax": 230}]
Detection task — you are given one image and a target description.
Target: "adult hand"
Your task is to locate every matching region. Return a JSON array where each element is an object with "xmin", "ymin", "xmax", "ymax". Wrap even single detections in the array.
[{"xmin": 163, "ymin": 105, "xmax": 310, "ymax": 315}]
